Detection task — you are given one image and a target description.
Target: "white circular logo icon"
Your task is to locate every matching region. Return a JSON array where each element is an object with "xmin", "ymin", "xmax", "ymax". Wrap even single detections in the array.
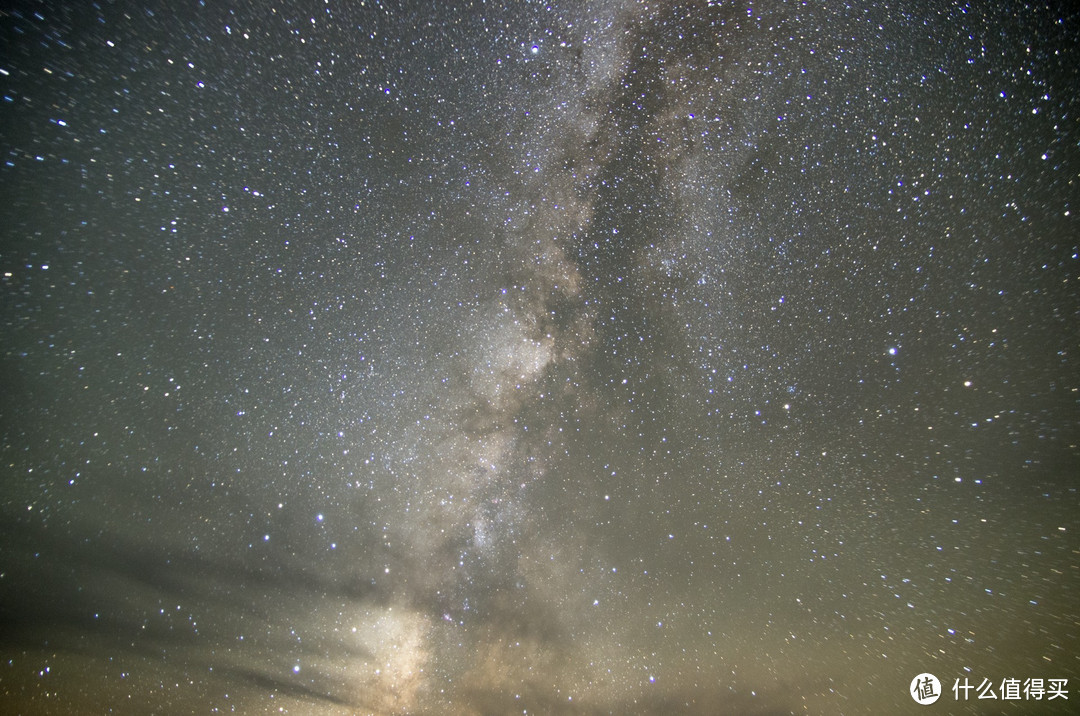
[{"xmin": 910, "ymin": 673, "xmax": 941, "ymax": 705}]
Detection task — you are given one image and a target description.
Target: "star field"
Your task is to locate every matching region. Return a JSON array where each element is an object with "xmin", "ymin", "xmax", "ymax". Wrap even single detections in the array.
[{"xmin": 1, "ymin": 1, "xmax": 1078, "ymax": 713}]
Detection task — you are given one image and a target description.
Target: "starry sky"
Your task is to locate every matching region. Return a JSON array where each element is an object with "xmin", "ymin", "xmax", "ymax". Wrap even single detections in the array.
[{"xmin": 1, "ymin": 1, "xmax": 1078, "ymax": 713}]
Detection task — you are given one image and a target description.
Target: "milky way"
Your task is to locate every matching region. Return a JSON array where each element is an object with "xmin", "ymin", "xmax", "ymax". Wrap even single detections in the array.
[{"xmin": 2, "ymin": 1, "xmax": 1078, "ymax": 713}]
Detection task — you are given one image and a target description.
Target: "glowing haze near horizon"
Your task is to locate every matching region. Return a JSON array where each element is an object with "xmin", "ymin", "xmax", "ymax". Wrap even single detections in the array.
[{"xmin": 1, "ymin": 1, "xmax": 1078, "ymax": 713}]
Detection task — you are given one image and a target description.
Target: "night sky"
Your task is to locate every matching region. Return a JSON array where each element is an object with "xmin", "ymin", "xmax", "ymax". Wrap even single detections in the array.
[{"xmin": 2, "ymin": 1, "xmax": 1078, "ymax": 714}]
